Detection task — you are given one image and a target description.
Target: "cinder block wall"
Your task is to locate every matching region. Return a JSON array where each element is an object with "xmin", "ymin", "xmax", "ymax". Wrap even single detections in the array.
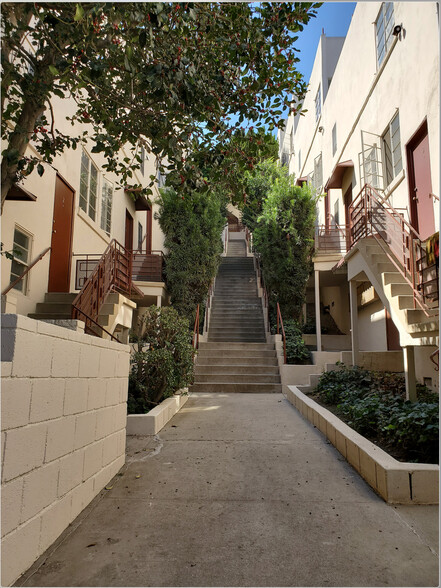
[{"xmin": 1, "ymin": 315, "xmax": 130, "ymax": 586}]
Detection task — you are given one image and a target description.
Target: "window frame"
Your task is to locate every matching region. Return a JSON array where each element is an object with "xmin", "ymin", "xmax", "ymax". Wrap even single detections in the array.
[
  {"xmin": 100, "ymin": 177, "xmax": 113, "ymax": 236},
  {"xmin": 79, "ymin": 150, "xmax": 99, "ymax": 222},
  {"xmin": 315, "ymin": 85, "xmax": 322, "ymax": 123},
  {"xmin": 9, "ymin": 225, "xmax": 32, "ymax": 294},
  {"xmin": 375, "ymin": 2, "xmax": 395, "ymax": 69},
  {"xmin": 332, "ymin": 123, "xmax": 337, "ymax": 156},
  {"xmin": 381, "ymin": 111, "xmax": 402, "ymax": 187}
]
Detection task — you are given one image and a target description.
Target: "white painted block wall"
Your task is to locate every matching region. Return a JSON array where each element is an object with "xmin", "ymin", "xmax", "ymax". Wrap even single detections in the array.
[{"xmin": 1, "ymin": 315, "xmax": 130, "ymax": 586}]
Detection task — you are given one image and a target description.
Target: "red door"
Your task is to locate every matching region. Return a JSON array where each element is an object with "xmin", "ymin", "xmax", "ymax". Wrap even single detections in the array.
[
  {"xmin": 125, "ymin": 210, "xmax": 134, "ymax": 251},
  {"xmin": 48, "ymin": 175, "xmax": 74, "ymax": 292},
  {"xmin": 407, "ymin": 121, "xmax": 435, "ymax": 240}
]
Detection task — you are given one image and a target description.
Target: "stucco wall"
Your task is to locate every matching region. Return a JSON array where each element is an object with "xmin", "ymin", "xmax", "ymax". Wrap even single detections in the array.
[
  {"xmin": 1, "ymin": 315, "xmax": 130, "ymax": 586},
  {"xmin": 358, "ymin": 300, "xmax": 388, "ymax": 352}
]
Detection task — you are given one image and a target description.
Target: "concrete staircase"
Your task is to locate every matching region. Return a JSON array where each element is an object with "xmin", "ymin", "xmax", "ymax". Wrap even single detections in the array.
[
  {"xmin": 29, "ymin": 293, "xmax": 76, "ymax": 320},
  {"xmin": 349, "ymin": 240, "xmax": 438, "ymax": 346},
  {"xmin": 190, "ymin": 238, "xmax": 281, "ymax": 393}
]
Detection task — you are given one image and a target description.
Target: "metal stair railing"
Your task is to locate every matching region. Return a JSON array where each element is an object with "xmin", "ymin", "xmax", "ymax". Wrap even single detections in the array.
[
  {"xmin": 72, "ymin": 239, "xmax": 133, "ymax": 340},
  {"xmin": 349, "ymin": 184, "xmax": 438, "ymax": 316}
]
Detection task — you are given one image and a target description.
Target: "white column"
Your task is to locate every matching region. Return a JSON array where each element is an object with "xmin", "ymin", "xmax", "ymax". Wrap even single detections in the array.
[
  {"xmin": 156, "ymin": 295, "xmax": 162, "ymax": 308},
  {"xmin": 403, "ymin": 346, "xmax": 417, "ymax": 402},
  {"xmin": 349, "ymin": 280, "xmax": 359, "ymax": 366},
  {"xmin": 315, "ymin": 270, "xmax": 322, "ymax": 352}
]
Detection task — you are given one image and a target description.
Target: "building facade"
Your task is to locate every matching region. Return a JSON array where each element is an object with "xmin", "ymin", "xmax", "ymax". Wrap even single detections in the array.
[{"xmin": 279, "ymin": 2, "xmax": 439, "ymax": 395}]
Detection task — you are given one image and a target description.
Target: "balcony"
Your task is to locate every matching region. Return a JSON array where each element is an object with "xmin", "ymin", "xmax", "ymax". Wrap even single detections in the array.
[{"xmin": 315, "ymin": 224, "xmax": 348, "ymax": 255}]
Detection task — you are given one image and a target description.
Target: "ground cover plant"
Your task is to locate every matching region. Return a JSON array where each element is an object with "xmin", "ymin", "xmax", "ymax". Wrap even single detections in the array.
[
  {"xmin": 313, "ymin": 364, "xmax": 439, "ymax": 464},
  {"xmin": 270, "ymin": 317, "xmax": 311, "ymax": 364},
  {"xmin": 128, "ymin": 305, "xmax": 194, "ymax": 413}
]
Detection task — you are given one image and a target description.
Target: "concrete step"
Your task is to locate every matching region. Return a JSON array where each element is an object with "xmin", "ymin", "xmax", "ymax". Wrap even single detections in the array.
[
  {"xmin": 195, "ymin": 365, "xmax": 280, "ymax": 375},
  {"xmin": 43, "ymin": 293, "xmax": 77, "ymax": 303},
  {"xmin": 404, "ymin": 308, "xmax": 438, "ymax": 325},
  {"xmin": 189, "ymin": 382, "xmax": 282, "ymax": 393},
  {"xmin": 195, "ymin": 374, "xmax": 281, "ymax": 384},
  {"xmin": 196, "ymin": 356, "xmax": 278, "ymax": 366},
  {"xmin": 198, "ymin": 342, "xmax": 275, "ymax": 350},
  {"xmin": 208, "ymin": 336, "xmax": 267, "ymax": 342},
  {"xmin": 376, "ymin": 262, "xmax": 396, "ymax": 273},
  {"xmin": 208, "ymin": 327, "xmax": 265, "ymax": 336},
  {"xmin": 383, "ymin": 272, "xmax": 407, "ymax": 285},
  {"xmin": 397, "ymin": 296, "xmax": 415, "ymax": 310},
  {"xmin": 390, "ymin": 283, "xmax": 411, "ymax": 296},
  {"xmin": 29, "ymin": 312, "xmax": 72, "ymax": 320},
  {"xmin": 35, "ymin": 302, "xmax": 73, "ymax": 314},
  {"xmin": 209, "ymin": 320, "xmax": 264, "ymax": 328}
]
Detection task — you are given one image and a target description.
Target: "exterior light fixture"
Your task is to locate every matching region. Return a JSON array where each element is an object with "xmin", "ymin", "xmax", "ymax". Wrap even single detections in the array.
[
  {"xmin": 392, "ymin": 24, "xmax": 402, "ymax": 36},
  {"xmin": 318, "ymin": 126, "xmax": 324, "ymax": 134}
]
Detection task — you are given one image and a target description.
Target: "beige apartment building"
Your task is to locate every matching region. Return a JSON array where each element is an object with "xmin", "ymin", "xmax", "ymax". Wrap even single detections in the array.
[
  {"xmin": 2, "ymin": 91, "xmax": 168, "ymax": 341},
  {"xmin": 279, "ymin": 1, "xmax": 439, "ymax": 396}
]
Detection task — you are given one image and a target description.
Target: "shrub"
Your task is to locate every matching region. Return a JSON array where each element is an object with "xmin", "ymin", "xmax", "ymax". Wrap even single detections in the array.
[
  {"xmin": 128, "ymin": 306, "xmax": 194, "ymax": 413},
  {"xmin": 314, "ymin": 365, "xmax": 439, "ymax": 463},
  {"xmin": 272, "ymin": 319, "xmax": 311, "ymax": 364}
]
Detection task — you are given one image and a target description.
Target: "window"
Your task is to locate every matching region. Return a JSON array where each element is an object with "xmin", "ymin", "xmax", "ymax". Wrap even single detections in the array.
[
  {"xmin": 382, "ymin": 112, "xmax": 402, "ymax": 186},
  {"xmin": 9, "ymin": 227, "xmax": 31, "ymax": 292},
  {"xmin": 315, "ymin": 85, "xmax": 321, "ymax": 122},
  {"xmin": 332, "ymin": 123, "xmax": 337, "ymax": 156},
  {"xmin": 298, "ymin": 149, "xmax": 301, "ymax": 172},
  {"xmin": 289, "ymin": 129, "xmax": 294, "ymax": 154},
  {"xmin": 140, "ymin": 146, "xmax": 145, "ymax": 176},
  {"xmin": 138, "ymin": 222, "xmax": 143, "ymax": 251},
  {"xmin": 314, "ymin": 153, "xmax": 323, "ymax": 191},
  {"xmin": 79, "ymin": 150, "xmax": 98, "ymax": 221},
  {"xmin": 376, "ymin": 3, "xmax": 394, "ymax": 67},
  {"xmin": 100, "ymin": 179, "xmax": 113, "ymax": 235}
]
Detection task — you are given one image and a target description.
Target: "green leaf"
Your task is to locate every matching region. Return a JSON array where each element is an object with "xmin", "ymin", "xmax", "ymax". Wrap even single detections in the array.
[
  {"xmin": 49, "ymin": 65, "xmax": 59, "ymax": 76},
  {"xmin": 74, "ymin": 4, "xmax": 84, "ymax": 21},
  {"xmin": 37, "ymin": 163, "xmax": 44, "ymax": 176}
]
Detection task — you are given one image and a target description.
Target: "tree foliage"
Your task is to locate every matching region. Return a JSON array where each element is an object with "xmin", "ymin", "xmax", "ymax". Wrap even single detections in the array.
[
  {"xmin": 253, "ymin": 168, "xmax": 317, "ymax": 321},
  {"xmin": 128, "ymin": 305, "xmax": 194, "ymax": 412},
  {"xmin": 156, "ymin": 187, "xmax": 226, "ymax": 324},
  {"xmin": 1, "ymin": 2, "xmax": 321, "ymax": 210}
]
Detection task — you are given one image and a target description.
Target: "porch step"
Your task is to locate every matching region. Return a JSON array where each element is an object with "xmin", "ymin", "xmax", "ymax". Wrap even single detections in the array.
[
  {"xmin": 195, "ymin": 374, "xmax": 281, "ymax": 384},
  {"xmin": 189, "ymin": 383, "xmax": 281, "ymax": 393},
  {"xmin": 196, "ymin": 356, "xmax": 278, "ymax": 366},
  {"xmin": 28, "ymin": 292, "xmax": 76, "ymax": 320},
  {"xmin": 195, "ymin": 365, "xmax": 280, "ymax": 375}
]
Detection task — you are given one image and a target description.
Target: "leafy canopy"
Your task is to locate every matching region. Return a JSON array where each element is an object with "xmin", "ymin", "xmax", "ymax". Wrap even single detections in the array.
[{"xmin": 1, "ymin": 2, "xmax": 321, "ymax": 209}]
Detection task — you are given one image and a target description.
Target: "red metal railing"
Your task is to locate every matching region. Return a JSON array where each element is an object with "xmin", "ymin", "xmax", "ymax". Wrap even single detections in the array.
[
  {"xmin": 132, "ymin": 251, "xmax": 164, "ymax": 282},
  {"xmin": 2, "ymin": 247, "xmax": 51, "ymax": 296},
  {"xmin": 192, "ymin": 304, "xmax": 200, "ymax": 350},
  {"xmin": 276, "ymin": 302, "xmax": 287, "ymax": 364},
  {"xmin": 72, "ymin": 240, "xmax": 133, "ymax": 338},
  {"xmin": 350, "ymin": 184, "xmax": 438, "ymax": 314},
  {"xmin": 315, "ymin": 225, "xmax": 348, "ymax": 254},
  {"xmin": 430, "ymin": 348, "xmax": 439, "ymax": 371}
]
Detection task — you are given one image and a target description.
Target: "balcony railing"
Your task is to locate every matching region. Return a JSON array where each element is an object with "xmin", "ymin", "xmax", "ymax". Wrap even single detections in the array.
[
  {"xmin": 132, "ymin": 251, "xmax": 164, "ymax": 283},
  {"xmin": 315, "ymin": 224, "xmax": 348, "ymax": 254},
  {"xmin": 350, "ymin": 184, "xmax": 438, "ymax": 314}
]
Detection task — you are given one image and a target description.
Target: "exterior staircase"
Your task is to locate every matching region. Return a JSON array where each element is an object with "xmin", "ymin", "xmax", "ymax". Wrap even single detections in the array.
[
  {"xmin": 28, "ymin": 293, "xmax": 76, "ymax": 320},
  {"xmin": 348, "ymin": 239, "xmax": 438, "ymax": 347},
  {"xmin": 190, "ymin": 237, "xmax": 281, "ymax": 393}
]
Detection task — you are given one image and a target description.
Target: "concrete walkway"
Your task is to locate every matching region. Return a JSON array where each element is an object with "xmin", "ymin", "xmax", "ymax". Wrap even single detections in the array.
[{"xmin": 17, "ymin": 393, "xmax": 439, "ymax": 587}]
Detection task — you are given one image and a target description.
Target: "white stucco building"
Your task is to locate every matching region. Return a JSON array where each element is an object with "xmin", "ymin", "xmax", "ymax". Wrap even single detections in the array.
[{"xmin": 279, "ymin": 2, "xmax": 439, "ymax": 395}]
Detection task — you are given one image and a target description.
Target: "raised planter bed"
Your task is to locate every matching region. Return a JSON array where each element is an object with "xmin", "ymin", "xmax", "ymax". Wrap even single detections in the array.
[
  {"xmin": 127, "ymin": 390, "xmax": 189, "ymax": 435},
  {"xmin": 286, "ymin": 386, "xmax": 439, "ymax": 505}
]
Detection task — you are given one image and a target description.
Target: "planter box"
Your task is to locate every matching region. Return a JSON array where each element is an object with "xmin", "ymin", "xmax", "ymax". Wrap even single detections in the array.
[
  {"xmin": 126, "ymin": 390, "xmax": 189, "ymax": 435},
  {"xmin": 286, "ymin": 386, "xmax": 439, "ymax": 505}
]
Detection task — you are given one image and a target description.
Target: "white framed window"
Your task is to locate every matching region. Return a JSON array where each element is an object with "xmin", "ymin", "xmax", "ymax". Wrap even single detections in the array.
[
  {"xmin": 9, "ymin": 226, "xmax": 32, "ymax": 293},
  {"xmin": 314, "ymin": 153, "xmax": 323, "ymax": 191},
  {"xmin": 315, "ymin": 85, "xmax": 321, "ymax": 122},
  {"xmin": 140, "ymin": 146, "xmax": 145, "ymax": 176},
  {"xmin": 382, "ymin": 112, "xmax": 402, "ymax": 186},
  {"xmin": 376, "ymin": 2, "xmax": 394, "ymax": 68},
  {"xmin": 79, "ymin": 150, "xmax": 98, "ymax": 221},
  {"xmin": 332, "ymin": 123, "xmax": 337, "ymax": 156},
  {"xmin": 100, "ymin": 178, "xmax": 113, "ymax": 235}
]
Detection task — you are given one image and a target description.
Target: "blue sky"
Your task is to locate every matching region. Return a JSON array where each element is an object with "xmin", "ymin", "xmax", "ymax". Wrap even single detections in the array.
[{"xmin": 295, "ymin": 2, "xmax": 356, "ymax": 83}]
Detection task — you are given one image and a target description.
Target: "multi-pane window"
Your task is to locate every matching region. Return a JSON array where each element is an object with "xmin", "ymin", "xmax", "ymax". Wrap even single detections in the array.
[
  {"xmin": 382, "ymin": 112, "xmax": 402, "ymax": 186},
  {"xmin": 376, "ymin": 3, "xmax": 394, "ymax": 68},
  {"xmin": 138, "ymin": 222, "xmax": 143, "ymax": 251},
  {"xmin": 79, "ymin": 151, "xmax": 98, "ymax": 221},
  {"xmin": 100, "ymin": 179, "xmax": 113, "ymax": 235},
  {"xmin": 332, "ymin": 123, "xmax": 337, "ymax": 156},
  {"xmin": 140, "ymin": 146, "xmax": 145, "ymax": 176},
  {"xmin": 10, "ymin": 227, "xmax": 31, "ymax": 292},
  {"xmin": 315, "ymin": 85, "xmax": 321, "ymax": 122}
]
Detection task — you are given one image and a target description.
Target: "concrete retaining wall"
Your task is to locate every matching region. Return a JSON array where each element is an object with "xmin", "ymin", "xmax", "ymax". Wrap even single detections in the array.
[
  {"xmin": 127, "ymin": 391, "xmax": 189, "ymax": 435},
  {"xmin": 1, "ymin": 314, "xmax": 130, "ymax": 586},
  {"xmin": 286, "ymin": 386, "xmax": 439, "ymax": 504}
]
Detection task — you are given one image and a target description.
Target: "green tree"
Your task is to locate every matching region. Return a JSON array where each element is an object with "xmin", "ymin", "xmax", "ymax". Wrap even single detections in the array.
[
  {"xmin": 253, "ymin": 175, "xmax": 317, "ymax": 321},
  {"xmin": 1, "ymin": 2, "xmax": 321, "ymax": 211},
  {"xmin": 156, "ymin": 187, "xmax": 226, "ymax": 323}
]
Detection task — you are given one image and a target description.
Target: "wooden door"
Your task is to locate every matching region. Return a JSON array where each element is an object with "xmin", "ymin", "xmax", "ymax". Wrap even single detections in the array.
[
  {"xmin": 125, "ymin": 210, "xmax": 134, "ymax": 251},
  {"xmin": 343, "ymin": 184, "xmax": 353, "ymax": 250},
  {"xmin": 407, "ymin": 121, "xmax": 435, "ymax": 240},
  {"xmin": 48, "ymin": 175, "xmax": 74, "ymax": 292}
]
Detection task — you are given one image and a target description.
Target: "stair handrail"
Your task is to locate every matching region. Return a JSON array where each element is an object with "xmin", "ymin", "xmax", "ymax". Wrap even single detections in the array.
[
  {"xmin": 2, "ymin": 246, "xmax": 51, "ymax": 296},
  {"xmin": 202, "ymin": 277, "xmax": 216, "ymax": 337},
  {"xmin": 430, "ymin": 348, "xmax": 439, "ymax": 371},
  {"xmin": 192, "ymin": 304, "xmax": 200, "ymax": 350},
  {"xmin": 254, "ymin": 252, "xmax": 270, "ymax": 332},
  {"xmin": 72, "ymin": 239, "xmax": 133, "ymax": 338},
  {"xmin": 349, "ymin": 183, "xmax": 438, "ymax": 315},
  {"xmin": 276, "ymin": 302, "xmax": 287, "ymax": 364}
]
